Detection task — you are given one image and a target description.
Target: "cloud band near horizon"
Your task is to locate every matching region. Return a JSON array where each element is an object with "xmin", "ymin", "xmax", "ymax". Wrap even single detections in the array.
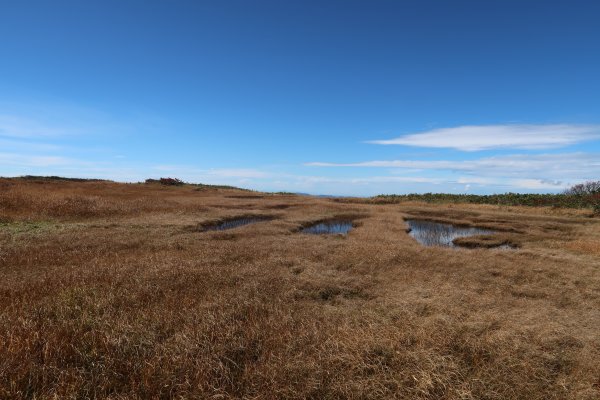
[{"xmin": 368, "ymin": 124, "xmax": 600, "ymax": 151}]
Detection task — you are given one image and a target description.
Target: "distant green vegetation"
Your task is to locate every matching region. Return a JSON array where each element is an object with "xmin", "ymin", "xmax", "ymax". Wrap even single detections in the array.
[
  {"xmin": 144, "ymin": 177, "xmax": 250, "ymax": 191},
  {"xmin": 145, "ymin": 177, "xmax": 186, "ymax": 186},
  {"xmin": 369, "ymin": 181, "xmax": 600, "ymax": 210},
  {"xmin": 371, "ymin": 192, "xmax": 599, "ymax": 209},
  {"xmin": 192, "ymin": 183, "xmax": 252, "ymax": 191},
  {"xmin": 364, "ymin": 181, "xmax": 600, "ymax": 211},
  {"xmin": 16, "ymin": 175, "xmax": 109, "ymax": 182}
]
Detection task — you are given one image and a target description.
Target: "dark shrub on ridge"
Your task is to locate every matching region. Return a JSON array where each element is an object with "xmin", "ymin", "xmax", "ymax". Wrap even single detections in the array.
[{"xmin": 145, "ymin": 177, "xmax": 185, "ymax": 186}]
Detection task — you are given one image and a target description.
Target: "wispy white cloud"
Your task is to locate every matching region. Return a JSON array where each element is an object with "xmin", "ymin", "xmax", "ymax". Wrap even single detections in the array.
[
  {"xmin": 305, "ymin": 152, "xmax": 600, "ymax": 192},
  {"xmin": 368, "ymin": 124, "xmax": 600, "ymax": 151},
  {"xmin": 0, "ymin": 115, "xmax": 76, "ymax": 138},
  {"xmin": 512, "ymin": 179, "xmax": 566, "ymax": 190},
  {"xmin": 289, "ymin": 175, "xmax": 445, "ymax": 185},
  {"xmin": 205, "ymin": 168, "xmax": 269, "ymax": 178},
  {"xmin": 299, "ymin": 175, "xmax": 567, "ymax": 190},
  {"xmin": 0, "ymin": 152, "xmax": 72, "ymax": 167},
  {"xmin": 306, "ymin": 153, "xmax": 600, "ymax": 179},
  {"xmin": 0, "ymin": 138, "xmax": 63, "ymax": 152},
  {"xmin": 150, "ymin": 165, "xmax": 269, "ymax": 179},
  {"xmin": 0, "ymin": 100, "xmax": 141, "ymax": 140},
  {"xmin": 264, "ymin": 174, "xmax": 570, "ymax": 194}
]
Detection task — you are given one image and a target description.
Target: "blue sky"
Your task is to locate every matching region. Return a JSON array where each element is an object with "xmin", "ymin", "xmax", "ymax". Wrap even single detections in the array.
[{"xmin": 1, "ymin": 0, "xmax": 599, "ymax": 195}]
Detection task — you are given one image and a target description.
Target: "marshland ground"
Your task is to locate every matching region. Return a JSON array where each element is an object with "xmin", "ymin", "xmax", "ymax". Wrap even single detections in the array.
[{"xmin": 1, "ymin": 178, "xmax": 599, "ymax": 399}]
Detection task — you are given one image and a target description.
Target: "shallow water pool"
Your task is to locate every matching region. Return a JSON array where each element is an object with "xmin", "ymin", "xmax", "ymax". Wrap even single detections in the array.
[
  {"xmin": 301, "ymin": 220, "xmax": 353, "ymax": 235},
  {"xmin": 204, "ymin": 216, "xmax": 272, "ymax": 231},
  {"xmin": 406, "ymin": 219, "xmax": 496, "ymax": 247}
]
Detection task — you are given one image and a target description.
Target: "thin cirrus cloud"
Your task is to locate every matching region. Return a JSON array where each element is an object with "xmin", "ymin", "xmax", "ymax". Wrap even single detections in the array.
[
  {"xmin": 368, "ymin": 124, "xmax": 600, "ymax": 151},
  {"xmin": 0, "ymin": 152, "xmax": 72, "ymax": 167},
  {"xmin": 306, "ymin": 153, "xmax": 600, "ymax": 190},
  {"xmin": 306, "ymin": 153, "xmax": 600, "ymax": 177},
  {"xmin": 151, "ymin": 165, "xmax": 269, "ymax": 179},
  {"xmin": 0, "ymin": 100, "xmax": 147, "ymax": 140},
  {"xmin": 0, "ymin": 112, "xmax": 112, "ymax": 139},
  {"xmin": 0, "ymin": 115, "xmax": 75, "ymax": 138}
]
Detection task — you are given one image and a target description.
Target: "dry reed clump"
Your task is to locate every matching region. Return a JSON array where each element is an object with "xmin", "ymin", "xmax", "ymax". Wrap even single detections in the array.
[
  {"xmin": 0, "ymin": 181, "xmax": 179, "ymax": 221},
  {"xmin": 565, "ymin": 239, "xmax": 600, "ymax": 256},
  {"xmin": 1, "ymin": 179, "xmax": 599, "ymax": 399},
  {"xmin": 452, "ymin": 234, "xmax": 519, "ymax": 249}
]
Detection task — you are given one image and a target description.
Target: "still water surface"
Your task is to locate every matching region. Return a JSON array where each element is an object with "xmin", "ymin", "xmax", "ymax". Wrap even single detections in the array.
[
  {"xmin": 204, "ymin": 216, "xmax": 272, "ymax": 231},
  {"xmin": 406, "ymin": 219, "xmax": 495, "ymax": 247},
  {"xmin": 301, "ymin": 220, "xmax": 354, "ymax": 235}
]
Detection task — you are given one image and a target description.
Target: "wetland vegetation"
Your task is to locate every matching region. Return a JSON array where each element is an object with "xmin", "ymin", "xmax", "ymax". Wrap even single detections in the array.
[{"xmin": 0, "ymin": 177, "xmax": 599, "ymax": 399}]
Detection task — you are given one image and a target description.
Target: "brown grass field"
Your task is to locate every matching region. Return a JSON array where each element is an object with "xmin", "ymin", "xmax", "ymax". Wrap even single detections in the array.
[{"xmin": 1, "ymin": 178, "xmax": 599, "ymax": 399}]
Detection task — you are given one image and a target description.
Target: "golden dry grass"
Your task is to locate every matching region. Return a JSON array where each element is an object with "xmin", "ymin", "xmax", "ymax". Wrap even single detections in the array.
[{"xmin": 1, "ymin": 178, "xmax": 599, "ymax": 399}]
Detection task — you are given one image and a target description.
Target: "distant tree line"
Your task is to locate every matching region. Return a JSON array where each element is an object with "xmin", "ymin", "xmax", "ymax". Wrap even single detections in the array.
[{"xmin": 367, "ymin": 181, "xmax": 600, "ymax": 213}]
